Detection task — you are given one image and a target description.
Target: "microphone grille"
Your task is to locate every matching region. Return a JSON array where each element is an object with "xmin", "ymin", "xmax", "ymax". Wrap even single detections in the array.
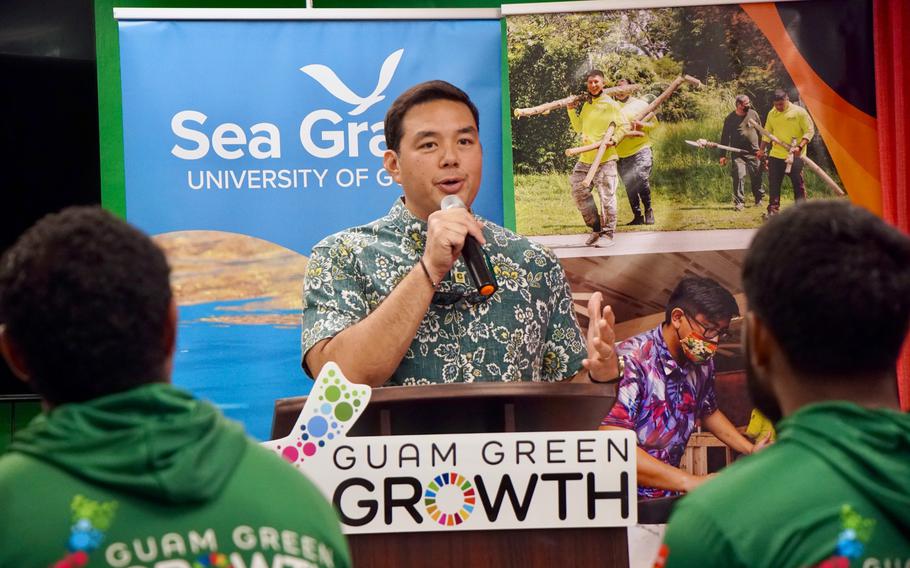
[{"xmin": 440, "ymin": 195, "xmax": 466, "ymax": 211}]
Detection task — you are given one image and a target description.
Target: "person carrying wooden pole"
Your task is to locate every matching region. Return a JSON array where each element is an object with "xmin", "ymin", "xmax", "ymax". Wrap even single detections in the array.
[
  {"xmin": 565, "ymin": 69, "xmax": 628, "ymax": 247},
  {"xmin": 749, "ymin": 118, "xmax": 845, "ymax": 198},
  {"xmin": 717, "ymin": 94, "xmax": 765, "ymax": 211},
  {"xmin": 614, "ymin": 78, "xmax": 659, "ymax": 226},
  {"xmin": 756, "ymin": 89, "xmax": 816, "ymax": 218},
  {"xmin": 566, "ymin": 74, "xmax": 701, "ymax": 244}
]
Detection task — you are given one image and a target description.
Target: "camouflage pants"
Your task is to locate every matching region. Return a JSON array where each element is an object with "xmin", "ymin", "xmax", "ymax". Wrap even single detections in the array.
[{"xmin": 569, "ymin": 159, "xmax": 618, "ymax": 235}]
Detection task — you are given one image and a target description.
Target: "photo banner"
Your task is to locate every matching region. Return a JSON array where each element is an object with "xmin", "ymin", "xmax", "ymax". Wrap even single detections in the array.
[
  {"xmin": 503, "ymin": 0, "xmax": 876, "ymax": 249},
  {"xmin": 117, "ymin": 16, "xmax": 502, "ymax": 440},
  {"xmin": 500, "ymin": 0, "xmax": 877, "ymax": 483}
]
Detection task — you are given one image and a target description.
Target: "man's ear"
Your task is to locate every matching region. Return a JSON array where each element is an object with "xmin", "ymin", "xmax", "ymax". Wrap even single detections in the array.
[
  {"xmin": 0, "ymin": 325, "xmax": 31, "ymax": 383},
  {"xmin": 163, "ymin": 299, "xmax": 178, "ymax": 358},
  {"xmin": 383, "ymin": 149, "xmax": 402, "ymax": 185},
  {"xmin": 745, "ymin": 312, "xmax": 772, "ymax": 374},
  {"xmin": 670, "ymin": 307, "xmax": 685, "ymax": 329},
  {"xmin": 158, "ymin": 299, "xmax": 179, "ymax": 383}
]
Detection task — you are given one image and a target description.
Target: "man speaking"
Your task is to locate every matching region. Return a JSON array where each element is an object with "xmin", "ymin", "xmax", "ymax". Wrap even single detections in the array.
[{"xmin": 301, "ymin": 80, "xmax": 620, "ymax": 387}]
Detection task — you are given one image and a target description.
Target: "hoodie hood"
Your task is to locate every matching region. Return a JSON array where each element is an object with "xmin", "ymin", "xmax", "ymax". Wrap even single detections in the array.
[
  {"xmin": 9, "ymin": 383, "xmax": 247, "ymax": 504},
  {"xmin": 778, "ymin": 401, "xmax": 910, "ymax": 532}
]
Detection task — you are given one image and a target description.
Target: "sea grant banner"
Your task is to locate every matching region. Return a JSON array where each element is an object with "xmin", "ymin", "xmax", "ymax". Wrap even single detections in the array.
[{"xmin": 117, "ymin": 16, "xmax": 502, "ymax": 439}]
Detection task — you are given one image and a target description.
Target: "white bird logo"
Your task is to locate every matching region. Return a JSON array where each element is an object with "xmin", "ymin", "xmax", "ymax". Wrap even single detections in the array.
[{"xmin": 300, "ymin": 49, "xmax": 405, "ymax": 116}]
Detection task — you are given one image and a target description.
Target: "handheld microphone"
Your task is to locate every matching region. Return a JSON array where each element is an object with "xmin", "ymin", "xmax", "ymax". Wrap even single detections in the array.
[{"xmin": 439, "ymin": 195, "xmax": 498, "ymax": 298}]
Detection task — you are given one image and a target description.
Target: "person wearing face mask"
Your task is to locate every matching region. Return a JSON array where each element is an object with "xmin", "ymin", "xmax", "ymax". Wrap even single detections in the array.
[
  {"xmin": 658, "ymin": 200, "xmax": 910, "ymax": 567},
  {"xmin": 600, "ymin": 276, "xmax": 768, "ymax": 498},
  {"xmin": 719, "ymin": 94, "xmax": 765, "ymax": 211}
]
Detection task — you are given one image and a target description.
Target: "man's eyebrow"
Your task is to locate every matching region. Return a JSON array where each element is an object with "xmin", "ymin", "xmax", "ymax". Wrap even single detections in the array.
[{"xmin": 412, "ymin": 125, "xmax": 478, "ymax": 139}]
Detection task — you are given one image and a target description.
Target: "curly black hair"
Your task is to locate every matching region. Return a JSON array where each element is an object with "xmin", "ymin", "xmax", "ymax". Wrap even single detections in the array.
[
  {"xmin": 664, "ymin": 276, "xmax": 740, "ymax": 326},
  {"xmin": 743, "ymin": 200, "xmax": 910, "ymax": 377},
  {"xmin": 0, "ymin": 206, "xmax": 172, "ymax": 404}
]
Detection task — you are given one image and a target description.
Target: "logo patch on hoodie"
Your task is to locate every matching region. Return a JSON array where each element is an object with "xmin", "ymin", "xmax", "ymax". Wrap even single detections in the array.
[
  {"xmin": 811, "ymin": 505, "xmax": 876, "ymax": 568},
  {"xmin": 52, "ymin": 495, "xmax": 119, "ymax": 568}
]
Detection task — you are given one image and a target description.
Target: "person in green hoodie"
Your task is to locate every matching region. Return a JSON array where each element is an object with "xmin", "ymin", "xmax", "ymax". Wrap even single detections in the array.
[
  {"xmin": 0, "ymin": 207, "xmax": 351, "ymax": 568},
  {"xmin": 658, "ymin": 200, "xmax": 910, "ymax": 568}
]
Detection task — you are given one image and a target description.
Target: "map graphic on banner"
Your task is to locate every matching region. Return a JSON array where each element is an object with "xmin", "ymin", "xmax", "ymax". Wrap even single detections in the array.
[{"xmin": 117, "ymin": 18, "xmax": 502, "ymax": 439}]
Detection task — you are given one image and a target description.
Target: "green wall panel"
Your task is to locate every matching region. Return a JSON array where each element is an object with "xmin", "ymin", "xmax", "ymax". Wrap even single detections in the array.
[
  {"xmin": 0, "ymin": 401, "xmax": 41, "ymax": 454},
  {"xmin": 13, "ymin": 402, "xmax": 41, "ymax": 432},
  {"xmin": 0, "ymin": 403, "xmax": 10, "ymax": 454}
]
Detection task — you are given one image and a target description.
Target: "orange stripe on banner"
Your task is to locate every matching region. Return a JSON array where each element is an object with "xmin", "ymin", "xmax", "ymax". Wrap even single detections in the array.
[{"xmin": 742, "ymin": 3, "xmax": 882, "ymax": 215}]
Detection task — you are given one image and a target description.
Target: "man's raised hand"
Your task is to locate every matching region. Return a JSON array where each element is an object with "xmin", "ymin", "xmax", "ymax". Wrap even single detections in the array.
[{"xmin": 583, "ymin": 291, "xmax": 620, "ymax": 382}]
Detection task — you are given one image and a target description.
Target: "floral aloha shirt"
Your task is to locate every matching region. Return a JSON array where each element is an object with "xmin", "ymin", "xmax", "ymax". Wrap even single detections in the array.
[
  {"xmin": 301, "ymin": 198, "xmax": 586, "ymax": 386},
  {"xmin": 601, "ymin": 325, "xmax": 718, "ymax": 498}
]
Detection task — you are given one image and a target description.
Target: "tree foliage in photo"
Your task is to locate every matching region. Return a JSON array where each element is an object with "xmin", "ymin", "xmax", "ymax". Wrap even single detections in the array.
[{"xmin": 507, "ymin": 5, "xmax": 813, "ymax": 185}]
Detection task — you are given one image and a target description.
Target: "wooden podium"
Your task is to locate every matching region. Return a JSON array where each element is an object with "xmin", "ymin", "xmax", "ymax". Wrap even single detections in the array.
[{"xmin": 272, "ymin": 382, "xmax": 630, "ymax": 568}]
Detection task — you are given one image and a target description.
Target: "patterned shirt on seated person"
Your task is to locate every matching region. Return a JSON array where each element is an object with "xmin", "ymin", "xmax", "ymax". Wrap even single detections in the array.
[{"xmin": 601, "ymin": 324, "xmax": 718, "ymax": 499}]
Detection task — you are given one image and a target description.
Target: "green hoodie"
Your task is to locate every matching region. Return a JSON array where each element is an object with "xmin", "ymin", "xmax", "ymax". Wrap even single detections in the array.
[
  {"xmin": 661, "ymin": 402, "xmax": 910, "ymax": 568},
  {"xmin": 0, "ymin": 383, "xmax": 351, "ymax": 568}
]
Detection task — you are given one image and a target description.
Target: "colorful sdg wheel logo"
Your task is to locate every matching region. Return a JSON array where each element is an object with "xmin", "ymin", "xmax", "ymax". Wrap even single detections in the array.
[
  {"xmin": 274, "ymin": 365, "xmax": 369, "ymax": 467},
  {"xmin": 424, "ymin": 472, "xmax": 475, "ymax": 526}
]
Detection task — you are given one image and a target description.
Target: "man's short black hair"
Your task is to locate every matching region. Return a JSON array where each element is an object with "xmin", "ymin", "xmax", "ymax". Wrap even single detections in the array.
[
  {"xmin": 384, "ymin": 80, "xmax": 480, "ymax": 153},
  {"xmin": 585, "ymin": 69, "xmax": 605, "ymax": 80},
  {"xmin": 772, "ymin": 89, "xmax": 789, "ymax": 101},
  {"xmin": 742, "ymin": 200, "xmax": 910, "ymax": 378},
  {"xmin": 0, "ymin": 206, "xmax": 173, "ymax": 404},
  {"xmin": 664, "ymin": 277, "xmax": 740, "ymax": 325},
  {"xmin": 735, "ymin": 94, "xmax": 750, "ymax": 106}
]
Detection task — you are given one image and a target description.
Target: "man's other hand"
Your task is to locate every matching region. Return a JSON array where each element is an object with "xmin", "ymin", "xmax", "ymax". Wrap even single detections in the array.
[{"xmin": 582, "ymin": 291, "xmax": 620, "ymax": 382}]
